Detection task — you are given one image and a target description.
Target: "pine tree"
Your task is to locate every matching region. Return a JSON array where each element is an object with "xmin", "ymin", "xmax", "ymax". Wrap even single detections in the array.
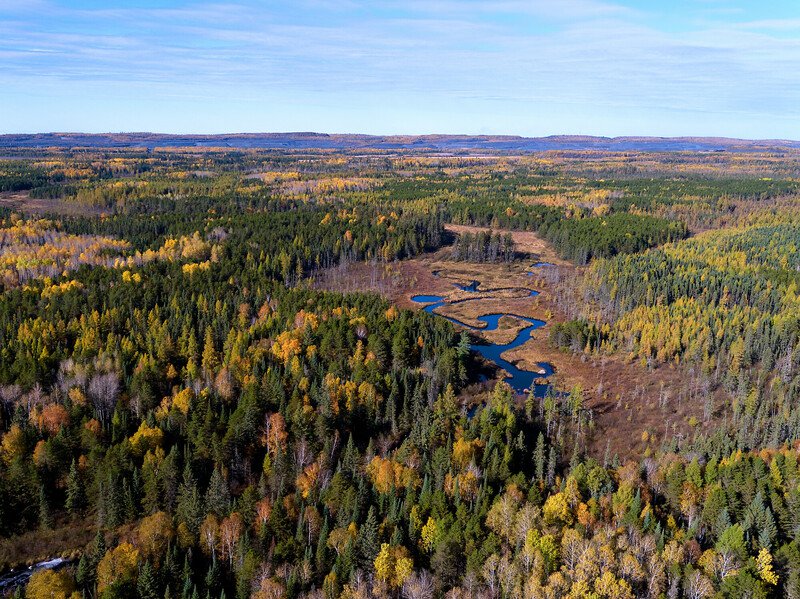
[
  {"xmin": 106, "ymin": 472, "xmax": 124, "ymax": 528},
  {"xmin": 181, "ymin": 556, "xmax": 193, "ymax": 599},
  {"xmin": 38, "ymin": 485, "xmax": 52, "ymax": 530},
  {"xmin": 546, "ymin": 446, "xmax": 557, "ymax": 487},
  {"xmin": 76, "ymin": 553, "xmax": 92, "ymax": 590},
  {"xmin": 758, "ymin": 507, "xmax": 778, "ymax": 549},
  {"xmin": 138, "ymin": 560, "xmax": 160, "ymax": 599},
  {"xmin": 177, "ymin": 465, "xmax": 204, "ymax": 535},
  {"xmin": 66, "ymin": 458, "xmax": 86, "ymax": 518},
  {"xmin": 316, "ymin": 517, "xmax": 329, "ymax": 575},
  {"xmin": 342, "ymin": 434, "xmax": 358, "ymax": 478},
  {"xmin": 533, "ymin": 433, "xmax": 546, "ymax": 483},
  {"xmin": 77, "ymin": 529, "xmax": 104, "ymax": 590},
  {"xmin": 204, "ymin": 559, "xmax": 221, "ymax": 596},
  {"xmin": 205, "ymin": 468, "xmax": 230, "ymax": 517},
  {"xmin": 357, "ymin": 506, "xmax": 379, "ymax": 568},
  {"xmin": 123, "ymin": 477, "xmax": 138, "ymax": 522}
]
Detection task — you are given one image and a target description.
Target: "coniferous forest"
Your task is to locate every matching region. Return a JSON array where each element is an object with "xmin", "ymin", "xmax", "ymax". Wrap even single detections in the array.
[{"xmin": 2, "ymin": 146, "xmax": 800, "ymax": 599}]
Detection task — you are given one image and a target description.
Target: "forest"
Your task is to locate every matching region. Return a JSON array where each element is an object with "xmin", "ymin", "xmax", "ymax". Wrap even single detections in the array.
[
  {"xmin": 1, "ymin": 146, "xmax": 800, "ymax": 598},
  {"xmin": 450, "ymin": 231, "xmax": 515, "ymax": 263}
]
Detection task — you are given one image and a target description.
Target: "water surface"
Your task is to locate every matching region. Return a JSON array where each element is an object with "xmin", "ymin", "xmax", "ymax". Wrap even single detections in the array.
[
  {"xmin": 412, "ymin": 294, "xmax": 554, "ymax": 396},
  {"xmin": 0, "ymin": 558, "xmax": 69, "ymax": 593}
]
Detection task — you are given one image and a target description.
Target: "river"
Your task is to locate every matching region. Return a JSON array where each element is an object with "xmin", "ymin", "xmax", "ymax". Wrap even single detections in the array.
[
  {"xmin": 0, "ymin": 558, "xmax": 70, "ymax": 594},
  {"xmin": 411, "ymin": 292, "xmax": 554, "ymax": 396}
]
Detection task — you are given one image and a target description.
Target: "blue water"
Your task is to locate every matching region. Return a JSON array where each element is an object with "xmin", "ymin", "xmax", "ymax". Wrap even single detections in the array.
[
  {"xmin": 412, "ymin": 294, "xmax": 554, "ymax": 396},
  {"xmin": 0, "ymin": 558, "xmax": 69, "ymax": 593},
  {"xmin": 454, "ymin": 280, "xmax": 480, "ymax": 292},
  {"xmin": 526, "ymin": 262, "xmax": 555, "ymax": 275},
  {"xmin": 411, "ymin": 295, "xmax": 446, "ymax": 304}
]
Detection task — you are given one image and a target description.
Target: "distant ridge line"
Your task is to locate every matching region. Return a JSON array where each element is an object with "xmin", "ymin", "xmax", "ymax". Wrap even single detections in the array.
[{"xmin": 2, "ymin": 132, "xmax": 800, "ymax": 152}]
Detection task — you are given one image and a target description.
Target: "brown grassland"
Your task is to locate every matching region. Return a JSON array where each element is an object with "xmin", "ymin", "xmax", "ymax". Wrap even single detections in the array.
[
  {"xmin": 315, "ymin": 224, "xmax": 716, "ymax": 460},
  {"xmin": 0, "ymin": 191, "xmax": 105, "ymax": 216}
]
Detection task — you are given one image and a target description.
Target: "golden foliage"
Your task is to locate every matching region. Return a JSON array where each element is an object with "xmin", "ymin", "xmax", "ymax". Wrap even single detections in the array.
[
  {"xmin": 366, "ymin": 456, "xmax": 419, "ymax": 494},
  {"xmin": 374, "ymin": 543, "xmax": 413, "ymax": 588},
  {"xmin": 129, "ymin": 421, "xmax": 164, "ymax": 456},
  {"xmin": 25, "ymin": 569, "xmax": 77, "ymax": 599},
  {"xmin": 1, "ymin": 424, "xmax": 26, "ymax": 464},
  {"xmin": 97, "ymin": 542, "xmax": 139, "ymax": 592},
  {"xmin": 136, "ymin": 511, "xmax": 175, "ymax": 560}
]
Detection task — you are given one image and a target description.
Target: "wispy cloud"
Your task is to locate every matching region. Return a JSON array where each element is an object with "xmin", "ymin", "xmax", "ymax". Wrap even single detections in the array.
[
  {"xmin": 733, "ymin": 18, "xmax": 800, "ymax": 31},
  {"xmin": 1, "ymin": 0, "xmax": 800, "ymax": 136}
]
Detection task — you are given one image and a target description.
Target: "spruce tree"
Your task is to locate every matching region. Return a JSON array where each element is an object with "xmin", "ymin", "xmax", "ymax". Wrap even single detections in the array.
[
  {"xmin": 205, "ymin": 468, "xmax": 230, "ymax": 517},
  {"xmin": 66, "ymin": 458, "xmax": 86, "ymax": 517},
  {"xmin": 138, "ymin": 560, "xmax": 160, "ymax": 599},
  {"xmin": 204, "ymin": 559, "xmax": 221, "ymax": 596},
  {"xmin": 357, "ymin": 506, "xmax": 379, "ymax": 567},
  {"xmin": 38, "ymin": 485, "xmax": 52, "ymax": 530},
  {"xmin": 123, "ymin": 477, "xmax": 138, "ymax": 522},
  {"xmin": 315, "ymin": 517, "xmax": 329, "ymax": 575},
  {"xmin": 105, "ymin": 472, "xmax": 123, "ymax": 528},
  {"xmin": 533, "ymin": 433, "xmax": 545, "ymax": 483},
  {"xmin": 546, "ymin": 446, "xmax": 557, "ymax": 487},
  {"xmin": 76, "ymin": 553, "xmax": 92, "ymax": 591},
  {"xmin": 177, "ymin": 465, "xmax": 204, "ymax": 535},
  {"xmin": 341, "ymin": 433, "xmax": 357, "ymax": 476}
]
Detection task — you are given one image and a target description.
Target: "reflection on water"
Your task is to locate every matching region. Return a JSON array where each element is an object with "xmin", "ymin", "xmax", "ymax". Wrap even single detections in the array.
[{"xmin": 454, "ymin": 280, "xmax": 480, "ymax": 292}]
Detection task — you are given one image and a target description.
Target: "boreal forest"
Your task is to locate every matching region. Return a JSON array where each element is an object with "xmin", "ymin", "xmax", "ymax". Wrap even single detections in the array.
[{"xmin": 1, "ymin": 145, "xmax": 800, "ymax": 599}]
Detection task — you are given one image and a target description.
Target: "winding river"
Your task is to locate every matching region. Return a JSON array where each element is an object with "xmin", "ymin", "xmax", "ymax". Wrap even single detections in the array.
[{"xmin": 411, "ymin": 292, "xmax": 554, "ymax": 396}]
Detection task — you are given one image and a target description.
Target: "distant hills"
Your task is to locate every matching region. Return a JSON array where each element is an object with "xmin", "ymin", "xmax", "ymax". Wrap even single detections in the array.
[{"xmin": 2, "ymin": 132, "xmax": 800, "ymax": 152}]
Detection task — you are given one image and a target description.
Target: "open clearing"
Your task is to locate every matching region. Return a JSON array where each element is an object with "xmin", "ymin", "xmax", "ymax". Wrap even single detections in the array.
[
  {"xmin": 315, "ymin": 227, "xmax": 717, "ymax": 461},
  {"xmin": 0, "ymin": 191, "xmax": 105, "ymax": 216}
]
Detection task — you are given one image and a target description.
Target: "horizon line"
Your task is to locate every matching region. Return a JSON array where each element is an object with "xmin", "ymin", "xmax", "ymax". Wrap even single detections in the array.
[{"xmin": 3, "ymin": 131, "xmax": 800, "ymax": 143}]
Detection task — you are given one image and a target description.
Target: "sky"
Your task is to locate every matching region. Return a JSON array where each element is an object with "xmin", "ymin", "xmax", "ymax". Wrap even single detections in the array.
[{"xmin": 2, "ymin": 0, "xmax": 800, "ymax": 138}]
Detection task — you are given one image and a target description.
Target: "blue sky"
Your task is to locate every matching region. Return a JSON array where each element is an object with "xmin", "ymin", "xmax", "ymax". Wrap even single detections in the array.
[{"xmin": 2, "ymin": 0, "xmax": 800, "ymax": 137}]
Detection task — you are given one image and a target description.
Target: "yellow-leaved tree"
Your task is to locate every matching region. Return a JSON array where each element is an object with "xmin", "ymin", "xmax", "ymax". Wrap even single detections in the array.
[
  {"xmin": 374, "ymin": 543, "xmax": 413, "ymax": 588},
  {"xmin": 25, "ymin": 570, "xmax": 78, "ymax": 599},
  {"xmin": 136, "ymin": 511, "xmax": 174, "ymax": 561},
  {"xmin": 97, "ymin": 542, "xmax": 139, "ymax": 593}
]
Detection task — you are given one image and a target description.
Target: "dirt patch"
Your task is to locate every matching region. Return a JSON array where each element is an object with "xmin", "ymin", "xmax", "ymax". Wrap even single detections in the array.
[
  {"xmin": 503, "ymin": 263, "xmax": 716, "ymax": 461},
  {"xmin": 312, "ymin": 258, "xmax": 453, "ymax": 308},
  {"xmin": 0, "ymin": 191, "xmax": 104, "ymax": 217}
]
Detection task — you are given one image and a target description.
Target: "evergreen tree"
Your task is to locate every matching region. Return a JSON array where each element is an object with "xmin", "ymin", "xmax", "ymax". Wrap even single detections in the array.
[
  {"xmin": 38, "ymin": 485, "xmax": 52, "ymax": 530},
  {"xmin": 357, "ymin": 506, "xmax": 380, "ymax": 568},
  {"xmin": 177, "ymin": 465, "xmax": 205, "ymax": 535},
  {"xmin": 316, "ymin": 517, "xmax": 330, "ymax": 575},
  {"xmin": 342, "ymin": 434, "xmax": 359, "ymax": 478},
  {"xmin": 66, "ymin": 458, "xmax": 86, "ymax": 517},
  {"xmin": 138, "ymin": 560, "xmax": 160, "ymax": 599},
  {"xmin": 105, "ymin": 472, "xmax": 124, "ymax": 528},
  {"xmin": 205, "ymin": 468, "xmax": 231, "ymax": 517},
  {"xmin": 204, "ymin": 559, "xmax": 221, "ymax": 597},
  {"xmin": 533, "ymin": 433, "xmax": 546, "ymax": 483}
]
